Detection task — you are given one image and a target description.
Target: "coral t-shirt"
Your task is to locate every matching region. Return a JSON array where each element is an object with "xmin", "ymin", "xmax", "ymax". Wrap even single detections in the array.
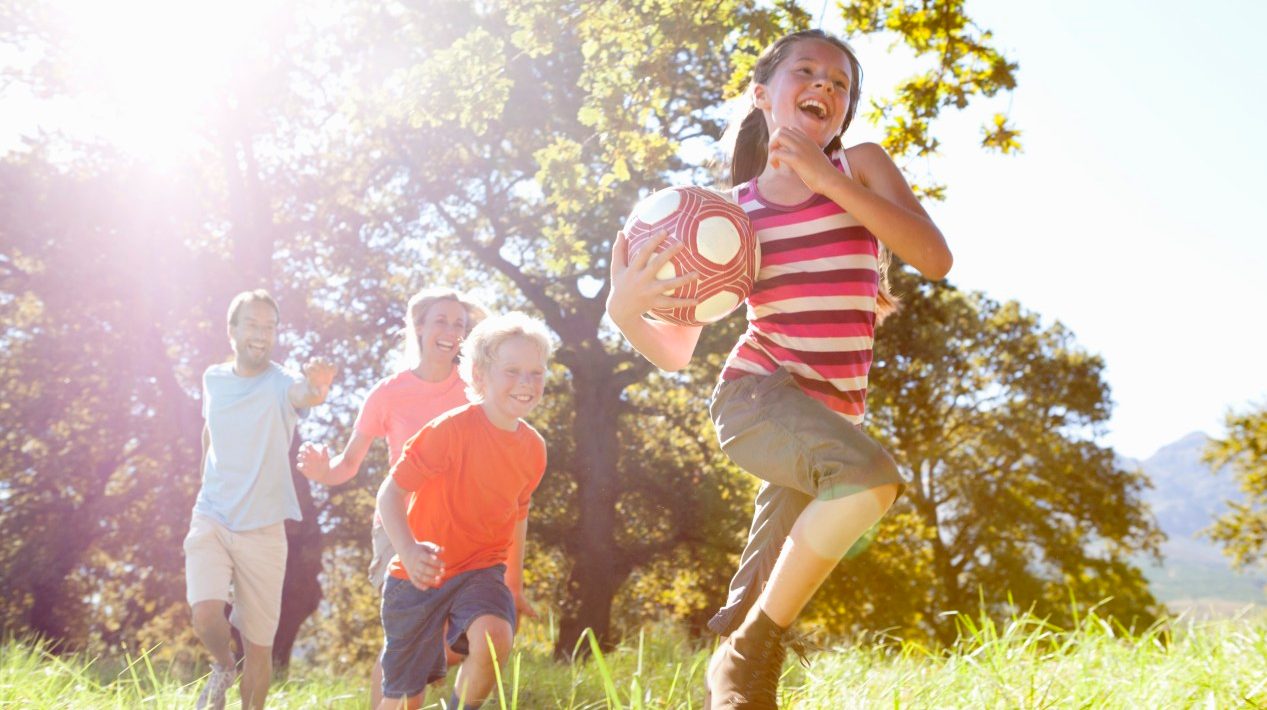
[
  {"xmin": 388, "ymin": 404, "xmax": 547, "ymax": 584},
  {"xmin": 354, "ymin": 368, "xmax": 469, "ymax": 466}
]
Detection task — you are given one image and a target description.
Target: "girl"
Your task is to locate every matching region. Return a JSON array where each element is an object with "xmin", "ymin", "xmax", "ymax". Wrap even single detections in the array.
[
  {"xmin": 606, "ymin": 29, "xmax": 952, "ymax": 708},
  {"xmin": 297, "ymin": 287, "xmax": 497, "ymax": 708}
]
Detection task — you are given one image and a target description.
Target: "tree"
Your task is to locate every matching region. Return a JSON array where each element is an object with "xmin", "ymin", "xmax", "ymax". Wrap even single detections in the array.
[
  {"xmin": 1204, "ymin": 405, "xmax": 1267, "ymax": 568},
  {"xmin": 0, "ymin": 154, "xmax": 210, "ymax": 651}
]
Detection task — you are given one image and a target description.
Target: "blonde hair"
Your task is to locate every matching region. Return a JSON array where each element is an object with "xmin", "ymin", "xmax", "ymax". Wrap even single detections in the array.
[
  {"xmin": 401, "ymin": 287, "xmax": 489, "ymax": 371},
  {"xmin": 459, "ymin": 312, "xmax": 554, "ymax": 401}
]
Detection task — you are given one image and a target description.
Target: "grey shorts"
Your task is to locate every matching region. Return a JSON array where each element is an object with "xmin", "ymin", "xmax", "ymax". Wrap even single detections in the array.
[
  {"xmin": 707, "ymin": 367, "xmax": 904, "ymax": 635},
  {"xmin": 379, "ymin": 564, "xmax": 515, "ymax": 700}
]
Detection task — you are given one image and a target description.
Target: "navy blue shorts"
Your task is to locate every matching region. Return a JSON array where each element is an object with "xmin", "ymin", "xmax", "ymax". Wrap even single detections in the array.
[{"xmin": 379, "ymin": 564, "xmax": 516, "ymax": 699}]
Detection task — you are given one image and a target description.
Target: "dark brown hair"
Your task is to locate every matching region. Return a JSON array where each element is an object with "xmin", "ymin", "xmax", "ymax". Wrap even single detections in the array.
[
  {"xmin": 728, "ymin": 29, "xmax": 862, "ymax": 187},
  {"xmin": 726, "ymin": 30, "xmax": 898, "ymax": 321}
]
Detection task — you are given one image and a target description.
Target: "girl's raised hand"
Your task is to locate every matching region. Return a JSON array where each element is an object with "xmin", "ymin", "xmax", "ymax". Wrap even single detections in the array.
[
  {"xmin": 606, "ymin": 230, "xmax": 699, "ymax": 325},
  {"xmin": 768, "ymin": 126, "xmax": 844, "ymax": 194}
]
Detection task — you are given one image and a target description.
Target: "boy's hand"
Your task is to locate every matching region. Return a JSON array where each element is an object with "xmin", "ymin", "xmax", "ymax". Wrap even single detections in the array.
[
  {"xmin": 513, "ymin": 590, "xmax": 539, "ymax": 621},
  {"xmin": 768, "ymin": 125, "xmax": 845, "ymax": 195},
  {"xmin": 296, "ymin": 442, "xmax": 331, "ymax": 483},
  {"xmin": 399, "ymin": 541, "xmax": 444, "ymax": 591},
  {"xmin": 606, "ymin": 230, "xmax": 699, "ymax": 326}
]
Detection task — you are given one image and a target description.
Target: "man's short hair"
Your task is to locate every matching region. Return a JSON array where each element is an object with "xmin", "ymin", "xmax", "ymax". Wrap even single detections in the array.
[{"xmin": 227, "ymin": 289, "xmax": 280, "ymax": 327}]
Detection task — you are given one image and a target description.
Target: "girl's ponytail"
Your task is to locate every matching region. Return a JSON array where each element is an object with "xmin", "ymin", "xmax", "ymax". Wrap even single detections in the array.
[
  {"xmin": 730, "ymin": 106, "xmax": 769, "ymax": 187},
  {"xmin": 875, "ymin": 251, "xmax": 899, "ymax": 323}
]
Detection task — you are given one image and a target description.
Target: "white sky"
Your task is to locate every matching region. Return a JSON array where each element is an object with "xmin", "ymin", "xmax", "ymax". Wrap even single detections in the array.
[
  {"xmin": 827, "ymin": 0, "xmax": 1267, "ymax": 459},
  {"xmin": 4, "ymin": 1, "xmax": 1265, "ymax": 460}
]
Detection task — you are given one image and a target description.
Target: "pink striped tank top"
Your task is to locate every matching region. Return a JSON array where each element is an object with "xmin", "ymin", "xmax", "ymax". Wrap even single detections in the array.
[{"xmin": 720, "ymin": 150, "xmax": 878, "ymax": 425}]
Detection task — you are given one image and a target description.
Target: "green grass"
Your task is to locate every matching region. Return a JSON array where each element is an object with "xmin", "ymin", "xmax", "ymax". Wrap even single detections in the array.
[{"xmin": 3, "ymin": 609, "xmax": 1265, "ymax": 708}]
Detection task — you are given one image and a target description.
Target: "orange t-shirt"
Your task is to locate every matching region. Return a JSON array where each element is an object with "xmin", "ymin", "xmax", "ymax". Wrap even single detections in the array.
[{"xmin": 388, "ymin": 403, "xmax": 547, "ymax": 584}]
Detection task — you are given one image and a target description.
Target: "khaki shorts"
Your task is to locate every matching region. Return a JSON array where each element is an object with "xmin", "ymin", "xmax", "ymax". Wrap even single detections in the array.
[
  {"xmin": 368, "ymin": 517, "xmax": 395, "ymax": 591},
  {"xmin": 707, "ymin": 367, "xmax": 904, "ymax": 635},
  {"xmin": 184, "ymin": 514, "xmax": 288, "ymax": 647}
]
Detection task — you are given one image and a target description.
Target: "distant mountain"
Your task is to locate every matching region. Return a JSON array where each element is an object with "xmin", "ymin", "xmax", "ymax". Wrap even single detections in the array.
[{"xmin": 1123, "ymin": 432, "xmax": 1267, "ymax": 615}]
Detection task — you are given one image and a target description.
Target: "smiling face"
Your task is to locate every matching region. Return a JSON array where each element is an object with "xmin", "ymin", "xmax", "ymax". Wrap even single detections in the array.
[
  {"xmin": 753, "ymin": 38, "xmax": 855, "ymax": 149},
  {"xmin": 472, "ymin": 335, "xmax": 547, "ymax": 431},
  {"xmin": 228, "ymin": 299, "xmax": 278, "ymax": 376},
  {"xmin": 416, "ymin": 299, "xmax": 470, "ymax": 368}
]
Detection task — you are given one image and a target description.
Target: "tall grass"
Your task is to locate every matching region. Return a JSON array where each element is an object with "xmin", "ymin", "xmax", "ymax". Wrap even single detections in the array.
[{"xmin": 3, "ymin": 608, "xmax": 1263, "ymax": 708}]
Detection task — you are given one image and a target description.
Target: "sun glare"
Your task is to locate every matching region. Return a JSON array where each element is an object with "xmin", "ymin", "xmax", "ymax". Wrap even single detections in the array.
[{"xmin": 47, "ymin": 0, "xmax": 281, "ymax": 166}]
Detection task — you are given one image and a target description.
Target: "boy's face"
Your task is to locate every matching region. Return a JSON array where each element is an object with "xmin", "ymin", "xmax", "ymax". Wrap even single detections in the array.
[
  {"xmin": 475, "ymin": 335, "xmax": 547, "ymax": 430},
  {"xmin": 229, "ymin": 300, "xmax": 278, "ymax": 374}
]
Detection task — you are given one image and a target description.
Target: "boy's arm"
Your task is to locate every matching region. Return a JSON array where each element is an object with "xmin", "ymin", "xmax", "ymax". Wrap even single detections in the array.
[
  {"xmin": 376, "ymin": 475, "xmax": 444, "ymax": 590},
  {"xmin": 505, "ymin": 517, "xmax": 537, "ymax": 620},
  {"xmin": 288, "ymin": 357, "xmax": 337, "ymax": 409}
]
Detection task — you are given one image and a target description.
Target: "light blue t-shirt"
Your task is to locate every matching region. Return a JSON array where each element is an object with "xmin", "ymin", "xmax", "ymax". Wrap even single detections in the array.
[{"xmin": 194, "ymin": 361, "xmax": 306, "ymax": 531}]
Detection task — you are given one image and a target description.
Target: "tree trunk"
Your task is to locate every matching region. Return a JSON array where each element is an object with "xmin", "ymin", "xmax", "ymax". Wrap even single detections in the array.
[{"xmin": 552, "ymin": 360, "xmax": 630, "ymax": 659}]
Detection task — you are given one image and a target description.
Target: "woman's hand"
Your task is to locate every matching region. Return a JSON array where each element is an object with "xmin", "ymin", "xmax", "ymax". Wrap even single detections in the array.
[{"xmin": 296, "ymin": 442, "xmax": 332, "ymax": 483}]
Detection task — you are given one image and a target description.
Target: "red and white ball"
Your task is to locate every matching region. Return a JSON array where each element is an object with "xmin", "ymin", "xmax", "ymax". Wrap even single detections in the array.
[{"xmin": 623, "ymin": 186, "xmax": 759, "ymax": 326}]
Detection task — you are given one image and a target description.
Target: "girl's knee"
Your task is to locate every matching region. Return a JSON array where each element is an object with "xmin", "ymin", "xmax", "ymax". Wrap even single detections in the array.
[{"xmin": 873, "ymin": 482, "xmax": 899, "ymax": 512}]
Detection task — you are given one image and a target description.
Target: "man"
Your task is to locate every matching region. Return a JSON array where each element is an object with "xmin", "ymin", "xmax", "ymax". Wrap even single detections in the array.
[{"xmin": 184, "ymin": 289, "xmax": 336, "ymax": 710}]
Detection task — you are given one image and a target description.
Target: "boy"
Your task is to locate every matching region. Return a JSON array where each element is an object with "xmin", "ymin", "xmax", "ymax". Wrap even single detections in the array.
[
  {"xmin": 375, "ymin": 312, "xmax": 552, "ymax": 709},
  {"xmin": 185, "ymin": 290, "xmax": 336, "ymax": 710}
]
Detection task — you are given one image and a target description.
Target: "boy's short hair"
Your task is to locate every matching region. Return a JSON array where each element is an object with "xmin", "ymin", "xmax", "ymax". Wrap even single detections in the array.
[
  {"xmin": 459, "ymin": 312, "xmax": 554, "ymax": 400},
  {"xmin": 227, "ymin": 289, "xmax": 280, "ymax": 327}
]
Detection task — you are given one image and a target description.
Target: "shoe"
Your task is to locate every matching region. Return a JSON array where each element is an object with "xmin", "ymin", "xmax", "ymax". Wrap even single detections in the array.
[
  {"xmin": 195, "ymin": 663, "xmax": 236, "ymax": 710},
  {"xmin": 707, "ymin": 606, "xmax": 787, "ymax": 708}
]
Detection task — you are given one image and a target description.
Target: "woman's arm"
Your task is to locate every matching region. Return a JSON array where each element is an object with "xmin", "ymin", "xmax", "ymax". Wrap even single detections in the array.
[{"xmin": 298, "ymin": 429, "xmax": 375, "ymax": 486}]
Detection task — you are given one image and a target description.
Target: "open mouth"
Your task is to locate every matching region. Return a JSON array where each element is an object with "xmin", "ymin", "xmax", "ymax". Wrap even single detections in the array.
[
  {"xmin": 510, "ymin": 394, "xmax": 534, "ymax": 405},
  {"xmin": 435, "ymin": 339, "xmax": 457, "ymax": 352},
  {"xmin": 797, "ymin": 99, "xmax": 828, "ymax": 120}
]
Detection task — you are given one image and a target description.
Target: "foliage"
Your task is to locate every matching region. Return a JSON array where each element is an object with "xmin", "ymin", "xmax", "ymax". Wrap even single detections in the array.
[{"xmin": 1204, "ymin": 403, "xmax": 1267, "ymax": 568}]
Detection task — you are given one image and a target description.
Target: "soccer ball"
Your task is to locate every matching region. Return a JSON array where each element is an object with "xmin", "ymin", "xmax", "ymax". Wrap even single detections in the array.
[{"xmin": 622, "ymin": 186, "xmax": 759, "ymax": 326}]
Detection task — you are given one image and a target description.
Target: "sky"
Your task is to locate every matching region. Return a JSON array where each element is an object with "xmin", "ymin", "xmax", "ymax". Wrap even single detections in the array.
[
  {"xmin": 4, "ymin": 1, "xmax": 1265, "ymax": 460},
  {"xmin": 825, "ymin": 0, "xmax": 1267, "ymax": 459}
]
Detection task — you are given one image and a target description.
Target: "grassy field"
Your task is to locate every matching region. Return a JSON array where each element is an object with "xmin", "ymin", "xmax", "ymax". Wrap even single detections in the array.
[{"xmin": 3, "ymin": 608, "xmax": 1265, "ymax": 708}]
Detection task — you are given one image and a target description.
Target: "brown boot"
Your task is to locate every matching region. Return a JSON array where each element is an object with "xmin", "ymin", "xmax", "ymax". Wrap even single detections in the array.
[{"xmin": 706, "ymin": 605, "xmax": 787, "ymax": 708}]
